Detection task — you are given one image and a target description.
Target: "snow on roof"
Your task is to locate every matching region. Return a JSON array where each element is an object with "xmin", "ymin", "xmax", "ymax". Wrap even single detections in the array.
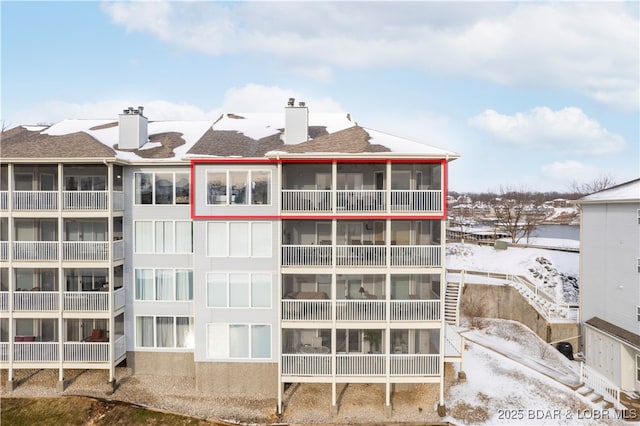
[
  {"xmin": 578, "ymin": 178, "xmax": 640, "ymax": 202},
  {"xmin": 364, "ymin": 127, "xmax": 459, "ymax": 157}
]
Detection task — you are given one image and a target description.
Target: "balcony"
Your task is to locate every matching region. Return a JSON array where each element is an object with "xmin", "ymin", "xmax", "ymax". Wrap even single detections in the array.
[
  {"xmin": 0, "ymin": 241, "xmax": 7, "ymax": 260},
  {"xmin": 0, "ymin": 291, "xmax": 7, "ymax": 311},
  {"xmin": 14, "ymin": 291, "xmax": 59, "ymax": 310},
  {"xmin": 13, "ymin": 342, "xmax": 59, "ymax": 362},
  {"xmin": 0, "ymin": 191, "xmax": 7, "ymax": 210},
  {"xmin": 63, "ymin": 292, "xmax": 108, "ymax": 311},
  {"xmin": 281, "ymin": 299, "xmax": 440, "ymax": 322},
  {"xmin": 281, "ymin": 354, "xmax": 440, "ymax": 377},
  {"xmin": 281, "ymin": 189, "xmax": 443, "ymax": 214},
  {"xmin": 63, "ymin": 342, "xmax": 109, "ymax": 362},
  {"xmin": 13, "ymin": 191, "xmax": 58, "ymax": 210},
  {"xmin": 13, "ymin": 242, "xmax": 58, "ymax": 261},
  {"xmin": 282, "ymin": 244, "xmax": 441, "ymax": 268},
  {"xmin": 62, "ymin": 191, "xmax": 108, "ymax": 210},
  {"xmin": 63, "ymin": 241, "xmax": 109, "ymax": 261}
]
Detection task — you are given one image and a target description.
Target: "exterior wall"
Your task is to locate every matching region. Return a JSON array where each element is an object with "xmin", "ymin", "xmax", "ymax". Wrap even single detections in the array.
[
  {"xmin": 461, "ymin": 283, "xmax": 580, "ymax": 345},
  {"xmin": 195, "ymin": 361, "xmax": 278, "ymax": 397},
  {"xmin": 580, "ymin": 202, "xmax": 640, "ymax": 332},
  {"xmin": 126, "ymin": 351, "xmax": 195, "ymax": 377}
]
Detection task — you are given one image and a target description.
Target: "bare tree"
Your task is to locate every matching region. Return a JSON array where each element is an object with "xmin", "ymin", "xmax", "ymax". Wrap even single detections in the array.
[
  {"xmin": 569, "ymin": 174, "xmax": 617, "ymax": 196},
  {"xmin": 490, "ymin": 186, "xmax": 546, "ymax": 244}
]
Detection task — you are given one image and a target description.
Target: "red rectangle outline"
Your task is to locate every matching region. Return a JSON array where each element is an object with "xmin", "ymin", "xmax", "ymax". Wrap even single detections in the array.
[{"xmin": 190, "ymin": 158, "xmax": 449, "ymax": 220}]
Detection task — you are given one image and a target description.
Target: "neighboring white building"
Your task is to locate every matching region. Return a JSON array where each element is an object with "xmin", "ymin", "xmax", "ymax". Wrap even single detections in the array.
[
  {"xmin": 576, "ymin": 178, "xmax": 640, "ymax": 393},
  {"xmin": 0, "ymin": 101, "xmax": 463, "ymax": 413}
]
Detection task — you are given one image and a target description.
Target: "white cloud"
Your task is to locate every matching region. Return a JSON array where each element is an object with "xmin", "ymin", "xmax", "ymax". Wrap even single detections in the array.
[
  {"xmin": 101, "ymin": 2, "xmax": 639, "ymax": 109},
  {"xmin": 468, "ymin": 107, "xmax": 626, "ymax": 155},
  {"xmin": 5, "ymin": 84, "xmax": 345, "ymax": 125}
]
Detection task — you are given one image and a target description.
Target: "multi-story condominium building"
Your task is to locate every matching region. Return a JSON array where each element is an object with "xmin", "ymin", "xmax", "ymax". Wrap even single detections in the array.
[
  {"xmin": 576, "ymin": 178, "xmax": 640, "ymax": 394},
  {"xmin": 0, "ymin": 101, "xmax": 463, "ymax": 413}
]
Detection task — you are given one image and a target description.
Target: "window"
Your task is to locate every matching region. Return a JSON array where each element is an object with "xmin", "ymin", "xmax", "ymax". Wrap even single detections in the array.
[
  {"xmin": 135, "ymin": 269, "xmax": 193, "ymax": 301},
  {"xmin": 134, "ymin": 221, "xmax": 192, "ymax": 253},
  {"xmin": 637, "ymin": 354, "xmax": 640, "ymax": 382},
  {"xmin": 637, "ymin": 306, "xmax": 640, "ymax": 322},
  {"xmin": 207, "ymin": 272, "xmax": 271, "ymax": 308},
  {"xmin": 206, "ymin": 323, "xmax": 271, "ymax": 359},
  {"xmin": 134, "ymin": 172, "xmax": 190, "ymax": 205},
  {"xmin": 135, "ymin": 315, "xmax": 194, "ymax": 349},
  {"xmin": 207, "ymin": 170, "xmax": 271, "ymax": 205},
  {"xmin": 206, "ymin": 222, "xmax": 271, "ymax": 257}
]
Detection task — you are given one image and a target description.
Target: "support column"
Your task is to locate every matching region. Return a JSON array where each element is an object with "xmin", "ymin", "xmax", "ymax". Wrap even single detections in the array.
[{"xmin": 57, "ymin": 163, "xmax": 65, "ymax": 392}]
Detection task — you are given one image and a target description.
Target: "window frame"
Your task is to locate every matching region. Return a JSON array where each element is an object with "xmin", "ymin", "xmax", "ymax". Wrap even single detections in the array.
[
  {"xmin": 134, "ymin": 171, "xmax": 190, "ymax": 206},
  {"xmin": 206, "ymin": 221, "xmax": 272, "ymax": 258},
  {"xmin": 206, "ymin": 323, "xmax": 272, "ymax": 359},
  {"xmin": 206, "ymin": 272, "xmax": 272, "ymax": 308},
  {"xmin": 133, "ymin": 220, "xmax": 193, "ymax": 254},
  {"xmin": 206, "ymin": 170, "xmax": 272, "ymax": 206},
  {"xmin": 134, "ymin": 268, "xmax": 193, "ymax": 301},
  {"xmin": 134, "ymin": 315, "xmax": 194, "ymax": 349}
]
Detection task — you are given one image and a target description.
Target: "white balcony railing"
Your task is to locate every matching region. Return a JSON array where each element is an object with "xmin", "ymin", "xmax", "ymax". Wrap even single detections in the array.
[
  {"xmin": 0, "ymin": 241, "xmax": 7, "ymax": 260},
  {"xmin": 390, "ymin": 300, "xmax": 440, "ymax": 321},
  {"xmin": 113, "ymin": 239, "xmax": 124, "ymax": 260},
  {"xmin": 0, "ymin": 292, "xmax": 7, "ymax": 311},
  {"xmin": 63, "ymin": 292, "xmax": 108, "ymax": 311},
  {"xmin": 14, "ymin": 291, "xmax": 59, "ymax": 310},
  {"xmin": 114, "ymin": 335, "xmax": 126, "ymax": 360},
  {"xmin": 282, "ymin": 300, "xmax": 331, "ymax": 321},
  {"xmin": 390, "ymin": 354, "xmax": 439, "ymax": 375},
  {"xmin": 282, "ymin": 190, "xmax": 332, "ymax": 212},
  {"xmin": 64, "ymin": 342, "xmax": 109, "ymax": 362},
  {"xmin": 336, "ymin": 245, "xmax": 386, "ymax": 266},
  {"xmin": 282, "ymin": 354, "xmax": 332, "ymax": 376},
  {"xmin": 282, "ymin": 245, "xmax": 332, "ymax": 266},
  {"xmin": 114, "ymin": 287, "xmax": 125, "ymax": 310},
  {"xmin": 391, "ymin": 190, "xmax": 442, "ymax": 212},
  {"xmin": 13, "ymin": 241, "xmax": 58, "ymax": 261},
  {"xmin": 13, "ymin": 191, "xmax": 58, "ymax": 210},
  {"xmin": 0, "ymin": 191, "xmax": 7, "ymax": 210},
  {"xmin": 0, "ymin": 343, "xmax": 7, "ymax": 362},
  {"xmin": 62, "ymin": 191, "xmax": 108, "ymax": 210},
  {"xmin": 337, "ymin": 354, "xmax": 385, "ymax": 375},
  {"xmin": 336, "ymin": 300, "xmax": 385, "ymax": 321},
  {"xmin": 580, "ymin": 362, "xmax": 623, "ymax": 410},
  {"xmin": 336, "ymin": 190, "xmax": 386, "ymax": 212},
  {"xmin": 391, "ymin": 245, "xmax": 441, "ymax": 267},
  {"xmin": 63, "ymin": 241, "xmax": 109, "ymax": 261},
  {"xmin": 14, "ymin": 342, "xmax": 59, "ymax": 362}
]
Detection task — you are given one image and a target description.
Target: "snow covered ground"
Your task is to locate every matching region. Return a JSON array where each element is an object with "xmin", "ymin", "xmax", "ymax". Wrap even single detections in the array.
[
  {"xmin": 445, "ymin": 319, "xmax": 627, "ymax": 425},
  {"xmin": 446, "ymin": 242, "xmax": 579, "ymax": 304}
]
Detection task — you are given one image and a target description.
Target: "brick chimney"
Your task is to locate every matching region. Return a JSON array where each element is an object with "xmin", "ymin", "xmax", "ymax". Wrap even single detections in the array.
[
  {"xmin": 118, "ymin": 106, "xmax": 148, "ymax": 149},
  {"xmin": 284, "ymin": 98, "xmax": 308, "ymax": 145}
]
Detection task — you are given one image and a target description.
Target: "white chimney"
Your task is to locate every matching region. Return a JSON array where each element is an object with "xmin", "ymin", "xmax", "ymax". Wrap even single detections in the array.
[
  {"xmin": 284, "ymin": 99, "xmax": 308, "ymax": 145},
  {"xmin": 118, "ymin": 106, "xmax": 148, "ymax": 149}
]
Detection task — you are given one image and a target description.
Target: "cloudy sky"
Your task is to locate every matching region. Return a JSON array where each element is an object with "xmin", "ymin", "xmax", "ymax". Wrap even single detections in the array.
[{"xmin": 2, "ymin": 1, "xmax": 638, "ymax": 192}]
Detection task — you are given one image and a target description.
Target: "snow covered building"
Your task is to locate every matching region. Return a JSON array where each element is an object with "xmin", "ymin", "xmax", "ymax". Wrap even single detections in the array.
[
  {"xmin": 576, "ymin": 178, "xmax": 640, "ymax": 394},
  {"xmin": 0, "ymin": 101, "xmax": 462, "ymax": 412}
]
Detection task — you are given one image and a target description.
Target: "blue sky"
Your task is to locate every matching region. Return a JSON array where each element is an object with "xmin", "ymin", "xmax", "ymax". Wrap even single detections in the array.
[{"xmin": 2, "ymin": 1, "xmax": 638, "ymax": 193}]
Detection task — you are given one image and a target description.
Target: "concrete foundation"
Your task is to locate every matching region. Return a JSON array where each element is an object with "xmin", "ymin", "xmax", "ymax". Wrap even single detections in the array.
[
  {"xmin": 461, "ymin": 283, "xmax": 580, "ymax": 346},
  {"xmin": 127, "ymin": 351, "xmax": 196, "ymax": 378},
  {"xmin": 195, "ymin": 362, "xmax": 278, "ymax": 398}
]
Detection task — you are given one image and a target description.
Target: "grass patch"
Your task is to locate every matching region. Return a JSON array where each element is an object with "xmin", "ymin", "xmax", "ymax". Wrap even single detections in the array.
[{"xmin": 1, "ymin": 396, "xmax": 216, "ymax": 425}]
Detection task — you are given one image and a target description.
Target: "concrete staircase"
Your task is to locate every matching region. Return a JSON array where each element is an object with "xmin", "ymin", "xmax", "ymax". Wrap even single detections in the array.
[{"xmin": 445, "ymin": 273, "xmax": 463, "ymax": 326}]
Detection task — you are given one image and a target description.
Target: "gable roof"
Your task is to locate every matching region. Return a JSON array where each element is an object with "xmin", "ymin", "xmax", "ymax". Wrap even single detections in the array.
[
  {"xmin": 577, "ymin": 178, "xmax": 640, "ymax": 203},
  {"xmin": 1, "ymin": 112, "xmax": 460, "ymax": 162}
]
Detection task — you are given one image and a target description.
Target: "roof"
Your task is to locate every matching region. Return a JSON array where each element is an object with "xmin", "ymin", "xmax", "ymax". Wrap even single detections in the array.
[
  {"xmin": 1, "ymin": 111, "xmax": 460, "ymax": 162},
  {"xmin": 585, "ymin": 317, "xmax": 640, "ymax": 349},
  {"xmin": 577, "ymin": 178, "xmax": 640, "ymax": 203}
]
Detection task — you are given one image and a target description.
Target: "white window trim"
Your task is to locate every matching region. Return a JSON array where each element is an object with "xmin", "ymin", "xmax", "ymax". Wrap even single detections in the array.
[
  {"xmin": 134, "ymin": 268, "xmax": 193, "ymax": 301},
  {"xmin": 133, "ymin": 171, "xmax": 190, "ymax": 206},
  {"xmin": 206, "ymin": 221, "xmax": 272, "ymax": 258},
  {"xmin": 206, "ymin": 323, "xmax": 272, "ymax": 360},
  {"xmin": 133, "ymin": 220, "xmax": 193, "ymax": 254},
  {"xmin": 206, "ymin": 271, "xmax": 272, "ymax": 308},
  {"xmin": 205, "ymin": 169, "xmax": 272, "ymax": 206},
  {"xmin": 134, "ymin": 315, "xmax": 194, "ymax": 350}
]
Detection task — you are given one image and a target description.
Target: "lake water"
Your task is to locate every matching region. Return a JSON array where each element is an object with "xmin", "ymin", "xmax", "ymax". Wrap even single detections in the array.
[{"xmin": 531, "ymin": 224, "xmax": 580, "ymax": 241}]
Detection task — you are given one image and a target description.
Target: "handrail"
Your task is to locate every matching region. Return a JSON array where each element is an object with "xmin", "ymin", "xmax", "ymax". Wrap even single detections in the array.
[{"xmin": 580, "ymin": 362, "xmax": 624, "ymax": 410}]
